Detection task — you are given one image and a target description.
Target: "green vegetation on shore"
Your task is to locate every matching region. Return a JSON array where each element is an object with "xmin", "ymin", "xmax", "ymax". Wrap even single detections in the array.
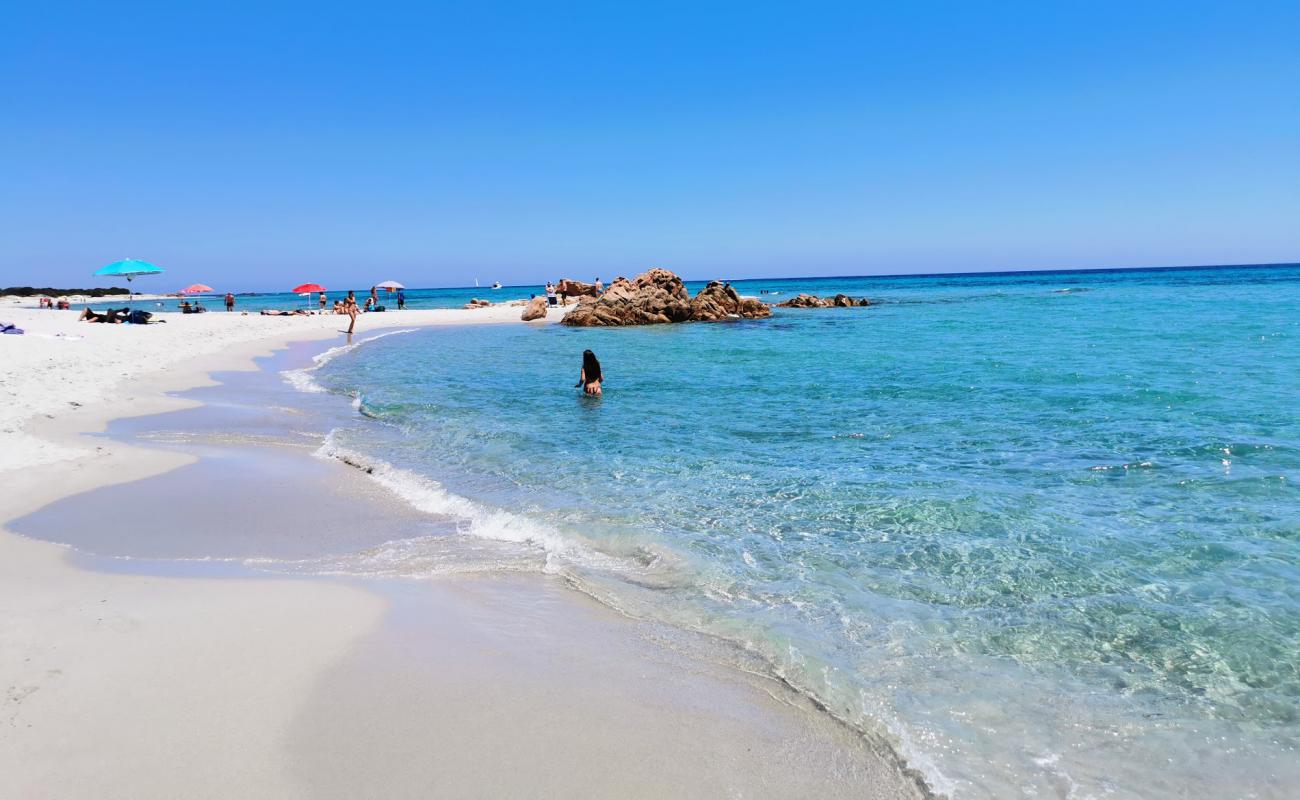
[{"xmin": 3, "ymin": 286, "xmax": 131, "ymax": 297}]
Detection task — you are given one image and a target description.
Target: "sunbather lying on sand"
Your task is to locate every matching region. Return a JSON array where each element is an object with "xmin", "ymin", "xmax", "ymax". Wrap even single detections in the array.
[
  {"xmin": 79, "ymin": 307, "xmax": 126, "ymax": 324},
  {"xmin": 79, "ymin": 307, "xmax": 165, "ymax": 324},
  {"xmin": 260, "ymin": 309, "xmax": 311, "ymax": 316}
]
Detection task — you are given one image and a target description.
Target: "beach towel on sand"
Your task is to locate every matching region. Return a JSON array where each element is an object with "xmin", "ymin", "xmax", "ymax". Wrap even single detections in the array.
[{"xmin": 0, "ymin": 321, "xmax": 24, "ymax": 335}]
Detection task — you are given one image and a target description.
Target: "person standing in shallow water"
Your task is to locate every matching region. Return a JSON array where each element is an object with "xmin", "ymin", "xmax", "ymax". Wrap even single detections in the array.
[{"xmin": 575, "ymin": 349, "xmax": 603, "ymax": 395}]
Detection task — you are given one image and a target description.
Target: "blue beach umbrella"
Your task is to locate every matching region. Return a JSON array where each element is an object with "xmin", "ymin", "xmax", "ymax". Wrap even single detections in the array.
[{"xmin": 94, "ymin": 258, "xmax": 164, "ymax": 282}]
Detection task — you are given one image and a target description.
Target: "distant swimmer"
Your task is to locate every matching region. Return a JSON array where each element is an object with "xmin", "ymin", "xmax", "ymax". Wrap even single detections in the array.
[{"xmin": 575, "ymin": 349, "xmax": 603, "ymax": 396}]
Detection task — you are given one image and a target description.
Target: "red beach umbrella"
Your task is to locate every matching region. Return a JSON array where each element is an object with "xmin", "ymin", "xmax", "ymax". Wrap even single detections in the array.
[
  {"xmin": 292, "ymin": 283, "xmax": 326, "ymax": 311},
  {"xmin": 179, "ymin": 283, "xmax": 214, "ymax": 294}
]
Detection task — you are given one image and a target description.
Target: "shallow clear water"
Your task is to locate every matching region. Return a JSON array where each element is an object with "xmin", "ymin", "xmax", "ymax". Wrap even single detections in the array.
[{"xmin": 306, "ymin": 265, "xmax": 1300, "ymax": 798}]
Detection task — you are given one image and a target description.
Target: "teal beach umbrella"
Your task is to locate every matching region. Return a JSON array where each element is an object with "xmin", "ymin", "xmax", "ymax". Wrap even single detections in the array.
[{"xmin": 94, "ymin": 258, "xmax": 164, "ymax": 282}]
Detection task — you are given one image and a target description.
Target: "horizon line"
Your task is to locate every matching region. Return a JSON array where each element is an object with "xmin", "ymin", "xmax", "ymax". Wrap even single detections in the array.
[{"xmin": 369, "ymin": 259, "xmax": 1300, "ymax": 294}]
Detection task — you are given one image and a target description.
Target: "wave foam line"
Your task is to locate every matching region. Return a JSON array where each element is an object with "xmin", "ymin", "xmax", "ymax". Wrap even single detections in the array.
[
  {"xmin": 310, "ymin": 434, "xmax": 940, "ymax": 798},
  {"xmin": 281, "ymin": 328, "xmax": 418, "ymax": 394},
  {"xmin": 313, "ymin": 431, "xmax": 636, "ymax": 574}
]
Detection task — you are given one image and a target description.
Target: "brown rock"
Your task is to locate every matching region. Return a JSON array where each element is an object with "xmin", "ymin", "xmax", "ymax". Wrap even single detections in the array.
[
  {"xmin": 562, "ymin": 270, "xmax": 769, "ymax": 327},
  {"xmin": 775, "ymin": 293, "xmax": 870, "ymax": 308},
  {"xmin": 776, "ymin": 293, "xmax": 831, "ymax": 308},
  {"xmin": 556, "ymin": 279, "xmax": 599, "ymax": 298},
  {"xmin": 689, "ymin": 281, "xmax": 773, "ymax": 321},
  {"xmin": 520, "ymin": 295, "xmax": 548, "ymax": 321}
]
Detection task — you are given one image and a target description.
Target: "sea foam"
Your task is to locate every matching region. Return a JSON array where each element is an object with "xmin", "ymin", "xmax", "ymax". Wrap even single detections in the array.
[{"xmin": 281, "ymin": 328, "xmax": 418, "ymax": 393}]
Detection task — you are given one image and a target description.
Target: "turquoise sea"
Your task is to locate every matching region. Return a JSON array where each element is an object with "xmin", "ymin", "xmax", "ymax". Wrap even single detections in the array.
[{"xmin": 295, "ymin": 265, "xmax": 1298, "ymax": 798}]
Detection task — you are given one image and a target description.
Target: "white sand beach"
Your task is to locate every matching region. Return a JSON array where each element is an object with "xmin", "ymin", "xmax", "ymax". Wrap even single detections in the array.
[
  {"xmin": 0, "ymin": 304, "xmax": 545, "ymax": 471},
  {"xmin": 0, "ymin": 306, "xmax": 925, "ymax": 799}
]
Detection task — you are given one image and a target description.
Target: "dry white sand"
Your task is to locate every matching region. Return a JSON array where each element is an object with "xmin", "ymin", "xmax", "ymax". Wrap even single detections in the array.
[
  {"xmin": 0, "ymin": 304, "xmax": 925, "ymax": 798},
  {"xmin": 0, "ymin": 304, "xmax": 549, "ymax": 471}
]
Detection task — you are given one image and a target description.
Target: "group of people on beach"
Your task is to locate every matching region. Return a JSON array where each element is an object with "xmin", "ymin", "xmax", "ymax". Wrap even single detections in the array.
[
  {"xmin": 544, "ymin": 277, "xmax": 605, "ymax": 307},
  {"xmin": 78, "ymin": 307, "xmax": 164, "ymax": 325}
]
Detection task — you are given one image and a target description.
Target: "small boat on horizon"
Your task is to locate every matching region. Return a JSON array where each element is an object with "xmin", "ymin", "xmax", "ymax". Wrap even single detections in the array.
[{"xmin": 491, "ymin": 281, "xmax": 502, "ymax": 289}]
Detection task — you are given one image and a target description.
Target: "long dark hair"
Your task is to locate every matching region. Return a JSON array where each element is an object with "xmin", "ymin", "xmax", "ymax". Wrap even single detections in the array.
[{"xmin": 581, "ymin": 349, "xmax": 602, "ymax": 383}]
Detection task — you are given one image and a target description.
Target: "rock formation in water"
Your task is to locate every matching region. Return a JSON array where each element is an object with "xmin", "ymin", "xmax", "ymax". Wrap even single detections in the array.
[
  {"xmin": 556, "ymin": 278, "xmax": 600, "ymax": 298},
  {"xmin": 775, "ymin": 293, "xmax": 871, "ymax": 308},
  {"xmin": 520, "ymin": 295, "xmax": 548, "ymax": 321},
  {"xmin": 690, "ymin": 280, "xmax": 772, "ymax": 321},
  {"xmin": 561, "ymin": 269, "xmax": 770, "ymax": 327}
]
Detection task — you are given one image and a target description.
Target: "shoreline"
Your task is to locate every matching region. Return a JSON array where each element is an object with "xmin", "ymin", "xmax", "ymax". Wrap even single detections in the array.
[
  {"xmin": 1, "ymin": 308, "xmax": 928, "ymax": 798},
  {"xmin": 0, "ymin": 304, "xmax": 557, "ymax": 472}
]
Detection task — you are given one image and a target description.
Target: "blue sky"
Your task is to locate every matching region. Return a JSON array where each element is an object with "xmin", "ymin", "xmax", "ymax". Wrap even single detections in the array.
[{"xmin": 2, "ymin": 1, "xmax": 1298, "ymax": 291}]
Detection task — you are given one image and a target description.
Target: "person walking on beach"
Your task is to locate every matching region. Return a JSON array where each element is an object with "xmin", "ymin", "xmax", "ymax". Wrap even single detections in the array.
[
  {"xmin": 344, "ymin": 290, "xmax": 360, "ymax": 334},
  {"xmin": 397, "ymin": 289, "xmax": 406, "ymax": 310},
  {"xmin": 546, "ymin": 282, "xmax": 558, "ymax": 307},
  {"xmin": 319, "ymin": 291, "xmax": 327, "ymax": 310},
  {"xmin": 225, "ymin": 292, "xmax": 235, "ymax": 312},
  {"xmin": 575, "ymin": 349, "xmax": 603, "ymax": 396}
]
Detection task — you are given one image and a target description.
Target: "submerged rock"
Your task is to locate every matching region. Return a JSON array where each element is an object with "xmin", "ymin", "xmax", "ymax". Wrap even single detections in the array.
[
  {"xmin": 776, "ymin": 293, "xmax": 871, "ymax": 308},
  {"xmin": 561, "ymin": 269, "xmax": 769, "ymax": 327},
  {"xmin": 778, "ymin": 293, "xmax": 830, "ymax": 308},
  {"xmin": 520, "ymin": 295, "xmax": 548, "ymax": 321}
]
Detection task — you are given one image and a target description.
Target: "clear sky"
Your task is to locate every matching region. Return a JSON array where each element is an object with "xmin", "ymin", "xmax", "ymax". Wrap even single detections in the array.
[{"xmin": 3, "ymin": 1, "xmax": 1298, "ymax": 291}]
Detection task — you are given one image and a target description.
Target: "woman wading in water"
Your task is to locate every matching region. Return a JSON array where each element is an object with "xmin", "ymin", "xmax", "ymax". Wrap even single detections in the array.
[{"xmin": 575, "ymin": 349, "xmax": 603, "ymax": 395}]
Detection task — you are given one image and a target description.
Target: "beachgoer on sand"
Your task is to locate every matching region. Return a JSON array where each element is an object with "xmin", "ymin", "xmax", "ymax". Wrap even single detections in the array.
[
  {"xmin": 594, "ymin": 277, "xmax": 604, "ymax": 294},
  {"xmin": 225, "ymin": 292, "xmax": 235, "ymax": 312},
  {"xmin": 79, "ymin": 307, "xmax": 128, "ymax": 324},
  {"xmin": 546, "ymin": 282, "xmax": 557, "ymax": 307},
  {"xmin": 344, "ymin": 291, "xmax": 360, "ymax": 334},
  {"xmin": 575, "ymin": 349, "xmax": 603, "ymax": 396},
  {"xmin": 397, "ymin": 289, "xmax": 405, "ymax": 310}
]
